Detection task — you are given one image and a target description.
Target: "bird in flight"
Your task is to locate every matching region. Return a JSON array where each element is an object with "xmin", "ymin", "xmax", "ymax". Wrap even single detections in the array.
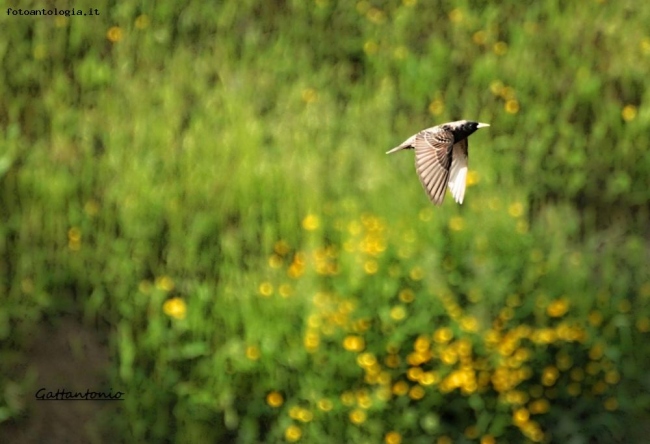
[{"xmin": 386, "ymin": 120, "xmax": 490, "ymax": 205}]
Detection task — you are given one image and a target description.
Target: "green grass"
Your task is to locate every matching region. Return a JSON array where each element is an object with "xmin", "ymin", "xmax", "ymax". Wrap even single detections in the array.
[{"xmin": 2, "ymin": 0, "xmax": 650, "ymax": 442}]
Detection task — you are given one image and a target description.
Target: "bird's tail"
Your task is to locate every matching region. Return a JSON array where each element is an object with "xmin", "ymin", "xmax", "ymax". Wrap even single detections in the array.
[{"xmin": 386, "ymin": 135, "xmax": 416, "ymax": 154}]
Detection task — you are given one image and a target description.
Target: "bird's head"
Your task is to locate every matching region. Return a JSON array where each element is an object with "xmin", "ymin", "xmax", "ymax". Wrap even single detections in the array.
[{"xmin": 444, "ymin": 120, "xmax": 490, "ymax": 142}]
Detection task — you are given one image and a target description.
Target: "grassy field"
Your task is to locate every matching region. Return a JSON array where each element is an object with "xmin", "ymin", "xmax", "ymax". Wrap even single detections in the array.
[{"xmin": 2, "ymin": 0, "xmax": 650, "ymax": 442}]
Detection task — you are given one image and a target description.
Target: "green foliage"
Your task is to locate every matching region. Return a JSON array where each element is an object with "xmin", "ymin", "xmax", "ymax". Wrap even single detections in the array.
[{"xmin": 1, "ymin": 0, "xmax": 650, "ymax": 443}]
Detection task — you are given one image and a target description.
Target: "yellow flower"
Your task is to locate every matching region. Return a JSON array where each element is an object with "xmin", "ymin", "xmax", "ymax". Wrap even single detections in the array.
[
  {"xmin": 513, "ymin": 407, "xmax": 529, "ymax": 424},
  {"xmin": 357, "ymin": 352, "xmax": 377, "ymax": 367},
  {"xmin": 409, "ymin": 267, "xmax": 424, "ymax": 280},
  {"xmin": 505, "ymin": 99, "xmax": 520, "ymax": 114},
  {"xmin": 399, "ymin": 289, "xmax": 415, "ymax": 303},
  {"xmin": 366, "ymin": 7, "xmax": 386, "ymax": 24},
  {"xmin": 285, "ymin": 425, "xmax": 302, "ymax": 442},
  {"xmin": 448, "ymin": 216, "xmax": 465, "ymax": 231},
  {"xmin": 301, "ymin": 88, "xmax": 318, "ymax": 104},
  {"xmin": 428, "ymin": 99, "xmax": 445, "ymax": 116},
  {"xmin": 408, "ymin": 385, "xmax": 425, "ymax": 400},
  {"xmin": 393, "ymin": 46, "xmax": 409, "ymax": 60},
  {"xmin": 134, "ymin": 14, "xmax": 150, "ymax": 29},
  {"xmin": 464, "ymin": 425, "xmax": 479, "ymax": 439},
  {"xmin": 68, "ymin": 226, "xmax": 82, "ymax": 251},
  {"xmin": 349, "ymin": 409, "xmax": 367, "ymax": 424},
  {"xmin": 528, "ymin": 398, "xmax": 549, "ymax": 414},
  {"xmin": 364, "ymin": 259, "xmax": 378, "ymax": 274},
  {"xmin": 155, "ymin": 276, "xmax": 174, "ymax": 292},
  {"xmin": 621, "ymin": 104, "xmax": 637, "ymax": 122},
  {"xmin": 448, "ymin": 8, "xmax": 463, "ymax": 23},
  {"xmin": 589, "ymin": 343, "xmax": 604, "ymax": 360},
  {"xmin": 508, "ymin": 201, "xmax": 524, "ymax": 217},
  {"xmin": 304, "ymin": 330, "xmax": 320, "ymax": 352},
  {"xmin": 279, "ymin": 284, "xmax": 293, "ymax": 298},
  {"xmin": 68, "ymin": 227, "xmax": 81, "ymax": 241},
  {"xmin": 521, "ymin": 421, "xmax": 544, "ymax": 442},
  {"xmin": 163, "ymin": 297, "xmax": 186, "ymax": 320},
  {"xmin": 340, "ymin": 391, "xmax": 355, "ymax": 406},
  {"xmin": 568, "ymin": 383, "xmax": 581, "ymax": 396},
  {"xmin": 84, "ymin": 200, "xmax": 100, "ymax": 216},
  {"xmin": 460, "ymin": 316, "xmax": 478, "ymax": 332},
  {"xmin": 414, "ymin": 335, "xmax": 430, "ymax": 352},
  {"xmin": 392, "ymin": 381, "xmax": 409, "ymax": 396},
  {"xmin": 356, "ymin": 390, "xmax": 372, "ymax": 408},
  {"xmin": 547, "ymin": 298, "xmax": 569, "ymax": 317},
  {"xmin": 440, "ymin": 348, "xmax": 457, "ymax": 365},
  {"xmin": 297, "ymin": 409, "xmax": 313, "ymax": 422},
  {"xmin": 516, "ymin": 220, "xmax": 529, "ymax": 234},
  {"xmin": 138, "ymin": 280, "xmax": 152, "ymax": 294},
  {"xmin": 343, "ymin": 335, "xmax": 365, "ymax": 352},
  {"xmin": 407, "ymin": 367, "xmax": 423, "ymax": 381},
  {"xmin": 385, "ymin": 431, "xmax": 402, "ymax": 444},
  {"xmin": 433, "ymin": 327, "xmax": 453, "ymax": 344},
  {"xmin": 385, "ymin": 354, "xmax": 400, "ymax": 368},
  {"xmin": 592, "ymin": 380, "xmax": 607, "ymax": 395},
  {"xmin": 274, "ymin": 240, "xmax": 290, "ymax": 255},
  {"xmin": 106, "ymin": 26, "xmax": 123, "ymax": 43},
  {"xmin": 302, "ymin": 214, "xmax": 320, "ymax": 231},
  {"xmin": 490, "ymin": 80, "xmax": 504, "ymax": 96},
  {"xmin": 364, "ymin": 40, "xmax": 378, "ymax": 55},
  {"xmin": 268, "ymin": 254, "xmax": 283, "ymax": 269},
  {"xmin": 641, "ymin": 282, "xmax": 650, "ymax": 297},
  {"xmin": 258, "ymin": 282, "xmax": 273, "ymax": 297},
  {"xmin": 287, "ymin": 261, "xmax": 304, "ymax": 279},
  {"xmin": 481, "ymin": 435, "xmax": 496, "ymax": 444},
  {"xmin": 493, "ymin": 41, "xmax": 508, "ymax": 55},
  {"xmin": 419, "ymin": 208, "xmax": 433, "ymax": 222},
  {"xmin": 502, "ymin": 86, "xmax": 516, "ymax": 100},
  {"xmin": 473, "ymin": 30, "xmax": 487, "ymax": 45},
  {"xmin": 419, "ymin": 371, "xmax": 439, "ymax": 386},
  {"xmin": 246, "ymin": 345, "xmax": 260, "ymax": 360},
  {"xmin": 390, "ymin": 305, "xmax": 407, "ymax": 321},
  {"xmin": 466, "ymin": 170, "xmax": 480, "ymax": 186},
  {"xmin": 636, "ymin": 317, "xmax": 650, "ymax": 332},
  {"xmin": 317, "ymin": 398, "xmax": 333, "ymax": 411},
  {"xmin": 541, "ymin": 366, "xmax": 559, "ymax": 386},
  {"xmin": 641, "ymin": 37, "xmax": 650, "ymax": 54},
  {"xmin": 266, "ymin": 391, "xmax": 283, "ymax": 407}
]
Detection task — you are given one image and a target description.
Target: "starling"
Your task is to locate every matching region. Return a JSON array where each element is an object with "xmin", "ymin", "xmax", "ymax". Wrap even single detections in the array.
[{"xmin": 386, "ymin": 120, "xmax": 490, "ymax": 205}]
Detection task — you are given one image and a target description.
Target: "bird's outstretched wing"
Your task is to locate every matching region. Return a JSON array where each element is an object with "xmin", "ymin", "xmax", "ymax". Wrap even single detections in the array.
[
  {"xmin": 448, "ymin": 139, "xmax": 469, "ymax": 204},
  {"xmin": 414, "ymin": 128, "xmax": 454, "ymax": 205}
]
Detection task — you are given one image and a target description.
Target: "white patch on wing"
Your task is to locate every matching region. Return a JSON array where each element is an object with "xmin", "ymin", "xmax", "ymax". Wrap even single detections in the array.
[
  {"xmin": 448, "ymin": 141, "xmax": 468, "ymax": 204},
  {"xmin": 448, "ymin": 165, "xmax": 467, "ymax": 204}
]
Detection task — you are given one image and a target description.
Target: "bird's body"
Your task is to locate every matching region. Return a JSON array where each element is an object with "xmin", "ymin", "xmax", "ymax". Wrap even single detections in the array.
[{"xmin": 386, "ymin": 120, "xmax": 490, "ymax": 205}]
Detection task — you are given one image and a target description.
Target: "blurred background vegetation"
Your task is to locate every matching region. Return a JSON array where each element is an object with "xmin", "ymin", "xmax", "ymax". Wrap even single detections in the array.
[{"xmin": 1, "ymin": 0, "xmax": 650, "ymax": 442}]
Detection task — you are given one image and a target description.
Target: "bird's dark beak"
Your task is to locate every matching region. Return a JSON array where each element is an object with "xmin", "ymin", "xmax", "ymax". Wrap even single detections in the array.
[{"xmin": 477, "ymin": 123, "xmax": 490, "ymax": 128}]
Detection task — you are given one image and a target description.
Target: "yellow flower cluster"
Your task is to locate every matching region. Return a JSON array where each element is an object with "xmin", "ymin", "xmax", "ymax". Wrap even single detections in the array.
[
  {"xmin": 263, "ymin": 215, "xmax": 389, "ymax": 300},
  {"xmin": 257, "ymin": 212, "xmax": 624, "ymax": 442},
  {"xmin": 490, "ymin": 80, "xmax": 520, "ymax": 114}
]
